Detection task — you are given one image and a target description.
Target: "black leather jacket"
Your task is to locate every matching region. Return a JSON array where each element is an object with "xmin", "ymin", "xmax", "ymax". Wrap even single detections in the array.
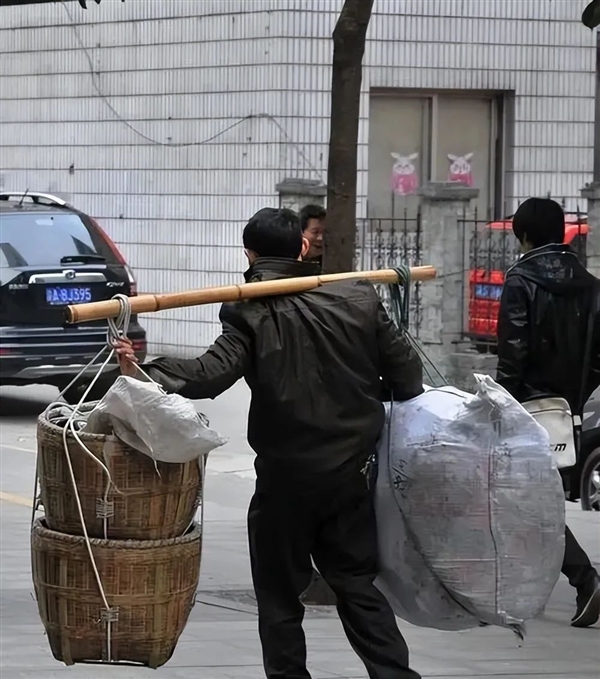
[
  {"xmin": 496, "ymin": 244, "xmax": 600, "ymax": 416},
  {"xmin": 138, "ymin": 258, "xmax": 423, "ymax": 488}
]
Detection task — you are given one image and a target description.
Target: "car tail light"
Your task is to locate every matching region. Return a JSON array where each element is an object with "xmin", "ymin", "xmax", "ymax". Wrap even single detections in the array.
[
  {"xmin": 0, "ymin": 347, "xmax": 13, "ymax": 356},
  {"xmin": 90, "ymin": 218, "xmax": 138, "ymax": 296}
]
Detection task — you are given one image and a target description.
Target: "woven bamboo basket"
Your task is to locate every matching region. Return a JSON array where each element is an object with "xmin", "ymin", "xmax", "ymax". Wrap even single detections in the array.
[
  {"xmin": 37, "ymin": 406, "xmax": 202, "ymax": 540},
  {"xmin": 31, "ymin": 518, "xmax": 201, "ymax": 668}
]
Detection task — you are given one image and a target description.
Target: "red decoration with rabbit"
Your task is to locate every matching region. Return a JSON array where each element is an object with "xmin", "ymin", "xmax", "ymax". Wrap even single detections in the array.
[
  {"xmin": 391, "ymin": 152, "xmax": 419, "ymax": 196},
  {"xmin": 448, "ymin": 153, "xmax": 474, "ymax": 187}
]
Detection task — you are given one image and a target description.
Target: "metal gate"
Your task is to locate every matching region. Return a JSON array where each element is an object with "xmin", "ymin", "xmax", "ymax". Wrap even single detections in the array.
[{"xmin": 356, "ymin": 209, "xmax": 423, "ymax": 337}]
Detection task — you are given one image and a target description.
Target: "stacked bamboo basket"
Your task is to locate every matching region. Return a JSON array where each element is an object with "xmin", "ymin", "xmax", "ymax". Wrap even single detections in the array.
[{"xmin": 31, "ymin": 403, "xmax": 203, "ymax": 668}]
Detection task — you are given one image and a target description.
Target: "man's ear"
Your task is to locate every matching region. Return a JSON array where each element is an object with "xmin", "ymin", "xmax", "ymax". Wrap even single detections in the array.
[
  {"xmin": 300, "ymin": 237, "xmax": 311, "ymax": 259},
  {"xmin": 516, "ymin": 233, "xmax": 531, "ymax": 252},
  {"xmin": 244, "ymin": 248, "xmax": 258, "ymax": 265}
]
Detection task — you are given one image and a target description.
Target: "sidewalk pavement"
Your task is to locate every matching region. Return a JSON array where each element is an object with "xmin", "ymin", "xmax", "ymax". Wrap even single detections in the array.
[
  {"xmin": 0, "ymin": 381, "xmax": 598, "ymax": 679},
  {"xmin": 1, "ymin": 495, "xmax": 599, "ymax": 679}
]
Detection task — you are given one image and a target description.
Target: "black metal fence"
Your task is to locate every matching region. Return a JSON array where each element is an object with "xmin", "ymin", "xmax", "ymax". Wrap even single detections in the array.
[
  {"xmin": 459, "ymin": 207, "xmax": 588, "ymax": 351},
  {"xmin": 356, "ymin": 210, "xmax": 423, "ymax": 337}
]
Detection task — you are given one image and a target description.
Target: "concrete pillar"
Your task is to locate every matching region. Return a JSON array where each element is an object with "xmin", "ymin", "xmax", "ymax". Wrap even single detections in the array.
[
  {"xmin": 581, "ymin": 182, "xmax": 600, "ymax": 278},
  {"xmin": 275, "ymin": 178, "xmax": 327, "ymax": 213},
  {"xmin": 417, "ymin": 182, "xmax": 479, "ymax": 380}
]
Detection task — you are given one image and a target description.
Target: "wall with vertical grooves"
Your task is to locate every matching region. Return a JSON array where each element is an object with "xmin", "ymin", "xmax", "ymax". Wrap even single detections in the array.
[{"xmin": 0, "ymin": 0, "xmax": 595, "ymax": 354}]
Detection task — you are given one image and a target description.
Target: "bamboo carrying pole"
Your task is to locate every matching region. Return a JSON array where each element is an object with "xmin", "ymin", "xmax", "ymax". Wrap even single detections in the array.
[{"xmin": 65, "ymin": 265, "xmax": 437, "ymax": 324}]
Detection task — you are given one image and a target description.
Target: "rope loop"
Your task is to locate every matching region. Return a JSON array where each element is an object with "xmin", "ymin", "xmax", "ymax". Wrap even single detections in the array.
[
  {"xmin": 388, "ymin": 265, "xmax": 447, "ymax": 387},
  {"xmin": 389, "ymin": 265, "xmax": 412, "ymax": 330},
  {"xmin": 107, "ymin": 294, "xmax": 132, "ymax": 347},
  {"xmin": 394, "ymin": 264, "xmax": 412, "ymax": 288}
]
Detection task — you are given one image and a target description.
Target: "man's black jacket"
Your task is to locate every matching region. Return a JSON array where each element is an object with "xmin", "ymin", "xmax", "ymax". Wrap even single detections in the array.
[
  {"xmin": 107, "ymin": 258, "xmax": 424, "ymax": 487},
  {"xmin": 496, "ymin": 244, "xmax": 600, "ymax": 416}
]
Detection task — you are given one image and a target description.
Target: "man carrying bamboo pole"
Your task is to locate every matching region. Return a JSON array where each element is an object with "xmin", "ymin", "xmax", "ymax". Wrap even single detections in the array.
[{"xmin": 114, "ymin": 207, "xmax": 423, "ymax": 679}]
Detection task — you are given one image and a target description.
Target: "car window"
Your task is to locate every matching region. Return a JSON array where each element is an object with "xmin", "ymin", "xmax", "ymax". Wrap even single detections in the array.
[{"xmin": 0, "ymin": 212, "xmax": 114, "ymax": 268}]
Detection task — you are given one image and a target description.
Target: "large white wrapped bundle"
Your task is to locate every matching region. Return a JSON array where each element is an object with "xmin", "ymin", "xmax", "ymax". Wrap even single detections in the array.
[{"xmin": 375, "ymin": 374, "xmax": 565, "ymax": 635}]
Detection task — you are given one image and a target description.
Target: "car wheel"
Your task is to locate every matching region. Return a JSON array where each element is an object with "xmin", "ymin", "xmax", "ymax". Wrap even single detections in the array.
[{"xmin": 580, "ymin": 446, "xmax": 600, "ymax": 511}]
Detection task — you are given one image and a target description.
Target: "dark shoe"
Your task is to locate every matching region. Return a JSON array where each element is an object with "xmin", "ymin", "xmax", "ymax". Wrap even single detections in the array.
[{"xmin": 572, "ymin": 576, "xmax": 600, "ymax": 628}]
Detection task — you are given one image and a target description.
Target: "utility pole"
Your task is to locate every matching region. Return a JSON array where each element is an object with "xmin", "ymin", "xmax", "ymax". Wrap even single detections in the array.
[
  {"xmin": 583, "ymin": 0, "xmax": 600, "ymax": 179},
  {"xmin": 582, "ymin": 0, "xmax": 600, "ymax": 179},
  {"xmin": 594, "ymin": 30, "xmax": 600, "ymax": 182},
  {"xmin": 582, "ymin": 2, "xmax": 600, "ymax": 276}
]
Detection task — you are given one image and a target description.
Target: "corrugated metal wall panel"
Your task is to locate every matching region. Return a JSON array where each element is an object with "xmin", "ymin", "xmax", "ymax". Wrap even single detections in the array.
[{"xmin": 0, "ymin": 0, "xmax": 595, "ymax": 354}]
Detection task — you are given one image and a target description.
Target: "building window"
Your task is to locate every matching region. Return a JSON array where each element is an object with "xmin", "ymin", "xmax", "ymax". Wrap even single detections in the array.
[{"xmin": 368, "ymin": 90, "xmax": 508, "ymax": 220}]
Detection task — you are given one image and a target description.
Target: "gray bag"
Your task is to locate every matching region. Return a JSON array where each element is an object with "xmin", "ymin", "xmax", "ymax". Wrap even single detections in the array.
[{"xmin": 375, "ymin": 375, "xmax": 565, "ymax": 635}]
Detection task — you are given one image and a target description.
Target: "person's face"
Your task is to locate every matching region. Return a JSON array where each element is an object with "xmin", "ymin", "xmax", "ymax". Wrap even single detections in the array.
[{"xmin": 303, "ymin": 218, "xmax": 325, "ymax": 258}]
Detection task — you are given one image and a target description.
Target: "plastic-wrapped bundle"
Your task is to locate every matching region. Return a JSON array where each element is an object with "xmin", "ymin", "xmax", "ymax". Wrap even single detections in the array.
[
  {"xmin": 84, "ymin": 376, "xmax": 226, "ymax": 463},
  {"xmin": 375, "ymin": 375, "xmax": 565, "ymax": 636}
]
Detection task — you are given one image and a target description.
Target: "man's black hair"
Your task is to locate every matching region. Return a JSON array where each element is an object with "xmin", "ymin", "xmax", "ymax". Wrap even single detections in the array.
[
  {"xmin": 243, "ymin": 207, "xmax": 303, "ymax": 259},
  {"xmin": 512, "ymin": 197, "xmax": 565, "ymax": 248},
  {"xmin": 299, "ymin": 204, "xmax": 326, "ymax": 232}
]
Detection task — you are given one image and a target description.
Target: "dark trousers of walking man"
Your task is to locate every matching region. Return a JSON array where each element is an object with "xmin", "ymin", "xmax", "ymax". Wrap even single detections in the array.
[
  {"xmin": 248, "ymin": 471, "xmax": 420, "ymax": 679},
  {"xmin": 559, "ymin": 467, "xmax": 600, "ymax": 626},
  {"xmin": 563, "ymin": 527, "xmax": 596, "ymax": 588}
]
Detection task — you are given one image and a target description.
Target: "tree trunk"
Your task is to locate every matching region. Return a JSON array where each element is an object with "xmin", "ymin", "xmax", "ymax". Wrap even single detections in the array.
[
  {"xmin": 301, "ymin": 0, "xmax": 374, "ymax": 604},
  {"xmin": 322, "ymin": 0, "xmax": 375, "ymax": 274}
]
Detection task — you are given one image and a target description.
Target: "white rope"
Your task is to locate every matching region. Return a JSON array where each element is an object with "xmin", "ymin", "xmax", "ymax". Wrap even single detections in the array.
[
  {"xmin": 63, "ymin": 295, "xmax": 133, "ymax": 661},
  {"xmin": 32, "ymin": 293, "xmax": 207, "ymax": 663},
  {"xmin": 33, "ymin": 295, "xmax": 133, "ymax": 662}
]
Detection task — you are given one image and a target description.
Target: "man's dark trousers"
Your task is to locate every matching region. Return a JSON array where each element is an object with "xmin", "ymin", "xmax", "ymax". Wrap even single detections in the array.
[
  {"xmin": 248, "ymin": 470, "xmax": 420, "ymax": 679},
  {"xmin": 562, "ymin": 525, "xmax": 598, "ymax": 589}
]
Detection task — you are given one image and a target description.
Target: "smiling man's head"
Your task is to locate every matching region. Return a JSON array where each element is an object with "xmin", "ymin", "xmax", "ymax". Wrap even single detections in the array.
[{"xmin": 299, "ymin": 204, "xmax": 326, "ymax": 261}]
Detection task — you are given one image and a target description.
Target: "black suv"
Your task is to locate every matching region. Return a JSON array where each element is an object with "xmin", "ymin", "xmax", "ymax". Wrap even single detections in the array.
[{"xmin": 0, "ymin": 191, "xmax": 146, "ymax": 397}]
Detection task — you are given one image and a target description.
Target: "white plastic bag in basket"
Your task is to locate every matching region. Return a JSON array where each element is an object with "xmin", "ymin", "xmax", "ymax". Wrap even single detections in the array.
[{"xmin": 85, "ymin": 376, "xmax": 227, "ymax": 463}]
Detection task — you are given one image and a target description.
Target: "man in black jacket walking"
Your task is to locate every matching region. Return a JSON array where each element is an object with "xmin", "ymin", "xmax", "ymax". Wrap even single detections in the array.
[
  {"xmin": 116, "ymin": 208, "xmax": 423, "ymax": 678},
  {"xmin": 496, "ymin": 197, "xmax": 600, "ymax": 628}
]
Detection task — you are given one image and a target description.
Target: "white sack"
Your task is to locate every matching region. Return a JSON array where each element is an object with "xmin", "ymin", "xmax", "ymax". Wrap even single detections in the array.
[
  {"xmin": 84, "ymin": 376, "xmax": 227, "ymax": 463},
  {"xmin": 375, "ymin": 374, "xmax": 565, "ymax": 634}
]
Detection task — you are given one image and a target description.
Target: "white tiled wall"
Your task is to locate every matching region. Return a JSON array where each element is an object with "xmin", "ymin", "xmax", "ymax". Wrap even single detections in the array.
[{"xmin": 0, "ymin": 0, "xmax": 595, "ymax": 354}]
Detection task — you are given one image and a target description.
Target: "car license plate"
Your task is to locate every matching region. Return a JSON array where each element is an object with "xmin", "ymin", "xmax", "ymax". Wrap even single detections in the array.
[
  {"xmin": 474, "ymin": 284, "xmax": 503, "ymax": 301},
  {"xmin": 45, "ymin": 286, "xmax": 92, "ymax": 306}
]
